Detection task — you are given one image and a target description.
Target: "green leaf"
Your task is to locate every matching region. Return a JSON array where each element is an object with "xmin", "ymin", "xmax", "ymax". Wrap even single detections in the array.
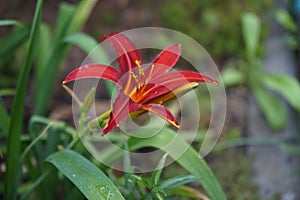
[
  {"xmin": 150, "ymin": 154, "xmax": 168, "ymax": 186},
  {"xmin": 241, "ymin": 12, "xmax": 261, "ymax": 60},
  {"xmin": 64, "ymin": 33, "xmax": 99, "ymax": 57},
  {"xmin": 4, "ymin": 0, "xmax": 42, "ymax": 199},
  {"xmin": 253, "ymin": 85, "xmax": 287, "ymax": 130},
  {"xmin": 127, "ymin": 128, "xmax": 226, "ymax": 200},
  {"xmin": 46, "ymin": 150, "xmax": 125, "ymax": 200},
  {"xmin": 0, "ymin": 20, "xmax": 24, "ymax": 27},
  {"xmin": 63, "ymin": 33, "xmax": 109, "ymax": 64},
  {"xmin": 123, "ymin": 142, "xmax": 131, "ymax": 173},
  {"xmin": 34, "ymin": 1, "xmax": 98, "ymax": 116},
  {"xmin": 221, "ymin": 66, "xmax": 246, "ymax": 87},
  {"xmin": 262, "ymin": 74, "xmax": 300, "ymax": 111},
  {"xmin": 159, "ymin": 175, "xmax": 198, "ymax": 191},
  {"xmin": 0, "ymin": 101, "xmax": 10, "ymax": 136},
  {"xmin": 166, "ymin": 185, "xmax": 208, "ymax": 199},
  {"xmin": 34, "ymin": 2, "xmax": 75, "ymax": 115},
  {"xmin": 84, "ymin": 128, "xmax": 226, "ymax": 199},
  {"xmin": 66, "ymin": 0, "xmax": 98, "ymax": 35},
  {"xmin": 36, "ymin": 23, "xmax": 53, "ymax": 81},
  {"xmin": 81, "ymin": 87, "xmax": 96, "ymax": 114},
  {"xmin": 0, "ymin": 88, "xmax": 15, "ymax": 96},
  {"xmin": 274, "ymin": 9, "xmax": 297, "ymax": 33},
  {"xmin": 0, "ymin": 26, "xmax": 29, "ymax": 68},
  {"xmin": 20, "ymin": 169, "xmax": 52, "ymax": 200}
]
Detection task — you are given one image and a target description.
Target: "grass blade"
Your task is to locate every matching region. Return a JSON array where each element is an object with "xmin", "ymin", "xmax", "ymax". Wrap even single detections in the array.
[
  {"xmin": 4, "ymin": 0, "xmax": 43, "ymax": 199},
  {"xmin": 0, "ymin": 26, "xmax": 29, "ymax": 68},
  {"xmin": 150, "ymin": 154, "xmax": 168, "ymax": 186},
  {"xmin": 34, "ymin": 0, "xmax": 98, "ymax": 115},
  {"xmin": 158, "ymin": 175, "xmax": 198, "ymax": 191},
  {"xmin": 46, "ymin": 149, "xmax": 125, "ymax": 200},
  {"xmin": 0, "ymin": 101, "xmax": 10, "ymax": 136},
  {"xmin": 0, "ymin": 20, "xmax": 24, "ymax": 27}
]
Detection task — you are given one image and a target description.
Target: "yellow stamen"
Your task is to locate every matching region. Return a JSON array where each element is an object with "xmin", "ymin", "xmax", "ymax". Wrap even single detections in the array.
[
  {"xmin": 148, "ymin": 64, "xmax": 155, "ymax": 79},
  {"xmin": 135, "ymin": 60, "xmax": 145, "ymax": 81},
  {"xmin": 135, "ymin": 59, "xmax": 146, "ymax": 90},
  {"xmin": 130, "ymin": 71, "xmax": 139, "ymax": 83},
  {"xmin": 135, "ymin": 60, "xmax": 141, "ymax": 67}
]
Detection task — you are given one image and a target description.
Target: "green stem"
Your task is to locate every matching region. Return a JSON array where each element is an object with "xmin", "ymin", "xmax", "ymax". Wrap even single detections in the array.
[{"xmin": 87, "ymin": 109, "xmax": 111, "ymax": 129}]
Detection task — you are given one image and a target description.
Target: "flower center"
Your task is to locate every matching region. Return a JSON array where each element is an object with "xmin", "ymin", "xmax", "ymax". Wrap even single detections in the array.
[{"xmin": 128, "ymin": 60, "xmax": 155, "ymax": 103}]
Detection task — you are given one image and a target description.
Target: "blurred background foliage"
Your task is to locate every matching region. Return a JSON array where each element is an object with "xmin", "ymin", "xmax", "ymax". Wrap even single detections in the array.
[{"xmin": 161, "ymin": 0, "xmax": 272, "ymax": 62}]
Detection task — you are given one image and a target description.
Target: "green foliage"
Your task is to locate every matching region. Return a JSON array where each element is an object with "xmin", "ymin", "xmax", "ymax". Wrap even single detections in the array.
[
  {"xmin": 0, "ymin": 1, "xmax": 99, "ymax": 199},
  {"xmin": 4, "ymin": 0, "xmax": 42, "ymax": 199},
  {"xmin": 222, "ymin": 12, "xmax": 300, "ymax": 130},
  {"xmin": 128, "ymin": 127, "xmax": 226, "ymax": 199},
  {"xmin": 253, "ymin": 85, "xmax": 287, "ymax": 129},
  {"xmin": 34, "ymin": 0, "xmax": 98, "ymax": 116},
  {"xmin": 161, "ymin": 0, "xmax": 271, "ymax": 60},
  {"xmin": 46, "ymin": 150, "xmax": 125, "ymax": 200},
  {"xmin": 91, "ymin": 127, "xmax": 224, "ymax": 199},
  {"xmin": 274, "ymin": 9, "xmax": 298, "ymax": 49},
  {"xmin": 0, "ymin": 25, "xmax": 29, "ymax": 86},
  {"xmin": 274, "ymin": 9, "xmax": 297, "ymax": 32},
  {"xmin": 242, "ymin": 13, "xmax": 261, "ymax": 61},
  {"xmin": 211, "ymin": 150, "xmax": 259, "ymax": 200},
  {"xmin": 0, "ymin": 100, "xmax": 10, "ymax": 136}
]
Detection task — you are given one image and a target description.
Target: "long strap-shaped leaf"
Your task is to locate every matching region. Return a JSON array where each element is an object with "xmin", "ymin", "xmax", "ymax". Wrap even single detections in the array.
[
  {"xmin": 127, "ymin": 128, "xmax": 226, "ymax": 200},
  {"xmin": 34, "ymin": 0, "xmax": 98, "ymax": 115},
  {"xmin": 46, "ymin": 149, "xmax": 125, "ymax": 200},
  {"xmin": 4, "ymin": 0, "xmax": 43, "ymax": 199}
]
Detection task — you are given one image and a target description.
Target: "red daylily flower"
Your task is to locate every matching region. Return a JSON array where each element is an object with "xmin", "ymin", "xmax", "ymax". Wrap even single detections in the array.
[{"xmin": 63, "ymin": 32, "xmax": 218, "ymax": 135}]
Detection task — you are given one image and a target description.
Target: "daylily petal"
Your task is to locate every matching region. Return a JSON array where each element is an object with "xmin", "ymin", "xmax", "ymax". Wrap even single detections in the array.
[
  {"xmin": 145, "ymin": 44, "xmax": 181, "ymax": 78},
  {"xmin": 62, "ymin": 64, "xmax": 120, "ymax": 85},
  {"xmin": 138, "ymin": 70, "xmax": 218, "ymax": 103},
  {"xmin": 101, "ymin": 32, "xmax": 142, "ymax": 74},
  {"xmin": 141, "ymin": 104, "xmax": 179, "ymax": 128},
  {"xmin": 152, "ymin": 70, "xmax": 219, "ymax": 85},
  {"xmin": 148, "ymin": 82, "xmax": 199, "ymax": 104},
  {"xmin": 102, "ymin": 90, "xmax": 141, "ymax": 135}
]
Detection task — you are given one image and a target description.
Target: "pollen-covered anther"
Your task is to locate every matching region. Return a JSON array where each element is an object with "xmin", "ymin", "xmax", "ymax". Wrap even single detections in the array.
[
  {"xmin": 135, "ymin": 60, "xmax": 141, "ymax": 67},
  {"xmin": 130, "ymin": 71, "xmax": 139, "ymax": 84},
  {"xmin": 135, "ymin": 60, "xmax": 145, "ymax": 79}
]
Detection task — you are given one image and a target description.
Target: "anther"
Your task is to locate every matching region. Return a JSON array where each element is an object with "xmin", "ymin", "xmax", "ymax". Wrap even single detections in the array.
[
  {"xmin": 130, "ymin": 71, "xmax": 139, "ymax": 82},
  {"xmin": 135, "ymin": 60, "xmax": 145, "ymax": 83},
  {"xmin": 135, "ymin": 60, "xmax": 141, "ymax": 67}
]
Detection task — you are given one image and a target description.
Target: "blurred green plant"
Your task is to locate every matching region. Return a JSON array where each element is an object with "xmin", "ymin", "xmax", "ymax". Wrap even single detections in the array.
[
  {"xmin": 274, "ymin": 9, "xmax": 298, "ymax": 50},
  {"xmin": 161, "ymin": 0, "xmax": 271, "ymax": 61},
  {"xmin": 0, "ymin": 1, "xmax": 100, "ymax": 115},
  {"xmin": 222, "ymin": 12, "xmax": 300, "ymax": 130}
]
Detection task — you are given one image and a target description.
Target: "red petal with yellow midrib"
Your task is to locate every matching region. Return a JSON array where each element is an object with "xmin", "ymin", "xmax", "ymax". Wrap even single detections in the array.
[
  {"xmin": 141, "ymin": 104, "xmax": 179, "ymax": 128},
  {"xmin": 63, "ymin": 64, "xmax": 120, "ymax": 85},
  {"xmin": 138, "ymin": 70, "xmax": 218, "ymax": 103}
]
